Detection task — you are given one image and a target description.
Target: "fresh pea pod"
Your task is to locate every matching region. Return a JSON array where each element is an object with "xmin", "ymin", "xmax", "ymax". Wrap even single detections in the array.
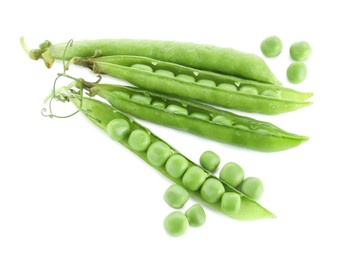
[
  {"xmin": 81, "ymin": 81, "xmax": 308, "ymax": 152},
  {"xmin": 67, "ymin": 92, "xmax": 275, "ymax": 220},
  {"xmin": 26, "ymin": 38, "xmax": 281, "ymax": 84},
  {"xmin": 73, "ymin": 55, "xmax": 312, "ymax": 114}
]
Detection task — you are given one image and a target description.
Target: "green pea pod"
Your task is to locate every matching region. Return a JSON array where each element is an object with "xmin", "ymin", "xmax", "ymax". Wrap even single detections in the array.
[
  {"xmin": 74, "ymin": 55, "xmax": 312, "ymax": 114},
  {"xmin": 27, "ymin": 38, "xmax": 281, "ymax": 85},
  {"xmin": 68, "ymin": 94, "xmax": 275, "ymax": 220},
  {"xmin": 81, "ymin": 81, "xmax": 308, "ymax": 152}
]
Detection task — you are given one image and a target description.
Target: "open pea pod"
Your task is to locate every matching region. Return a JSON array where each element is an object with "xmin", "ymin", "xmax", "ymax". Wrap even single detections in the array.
[
  {"xmin": 69, "ymin": 94, "xmax": 275, "ymax": 220},
  {"xmin": 81, "ymin": 81, "xmax": 308, "ymax": 152},
  {"xmin": 74, "ymin": 55, "xmax": 313, "ymax": 115}
]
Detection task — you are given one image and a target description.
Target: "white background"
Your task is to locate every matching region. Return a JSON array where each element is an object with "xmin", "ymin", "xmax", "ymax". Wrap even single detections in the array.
[{"xmin": 1, "ymin": 0, "xmax": 349, "ymax": 259}]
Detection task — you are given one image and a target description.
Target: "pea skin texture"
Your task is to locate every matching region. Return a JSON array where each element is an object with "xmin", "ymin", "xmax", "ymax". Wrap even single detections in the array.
[
  {"xmin": 147, "ymin": 142, "xmax": 172, "ymax": 166},
  {"xmin": 182, "ymin": 166, "xmax": 207, "ymax": 191},
  {"xmin": 240, "ymin": 177, "xmax": 264, "ymax": 201},
  {"xmin": 200, "ymin": 178, "xmax": 225, "ymax": 203},
  {"xmin": 260, "ymin": 36, "xmax": 283, "ymax": 57},
  {"xmin": 221, "ymin": 192, "xmax": 241, "ymax": 214},
  {"xmin": 185, "ymin": 204, "xmax": 206, "ymax": 227},
  {"xmin": 287, "ymin": 62, "xmax": 307, "ymax": 84},
  {"xmin": 163, "ymin": 184, "xmax": 189, "ymax": 209},
  {"xmin": 165, "ymin": 154, "xmax": 189, "ymax": 178},
  {"xmin": 128, "ymin": 130, "xmax": 151, "ymax": 152},
  {"xmin": 290, "ymin": 41, "xmax": 312, "ymax": 61},
  {"xmin": 200, "ymin": 151, "xmax": 220, "ymax": 172},
  {"xmin": 163, "ymin": 211, "xmax": 189, "ymax": 237},
  {"xmin": 106, "ymin": 119, "xmax": 131, "ymax": 141},
  {"xmin": 219, "ymin": 162, "xmax": 245, "ymax": 187}
]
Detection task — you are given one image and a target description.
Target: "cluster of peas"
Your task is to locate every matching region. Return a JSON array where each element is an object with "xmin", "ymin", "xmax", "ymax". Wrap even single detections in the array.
[
  {"xmin": 260, "ymin": 36, "xmax": 312, "ymax": 84},
  {"xmin": 131, "ymin": 64, "xmax": 281, "ymax": 98}
]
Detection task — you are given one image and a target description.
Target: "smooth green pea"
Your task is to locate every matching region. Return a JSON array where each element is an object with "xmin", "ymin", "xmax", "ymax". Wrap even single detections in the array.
[
  {"xmin": 221, "ymin": 192, "xmax": 241, "ymax": 214},
  {"xmin": 166, "ymin": 104, "xmax": 188, "ymax": 115},
  {"xmin": 290, "ymin": 41, "xmax": 312, "ymax": 61},
  {"xmin": 239, "ymin": 86, "xmax": 259, "ymax": 95},
  {"xmin": 131, "ymin": 64, "xmax": 153, "ymax": 72},
  {"xmin": 200, "ymin": 178, "xmax": 225, "ymax": 203},
  {"xmin": 128, "ymin": 129, "xmax": 151, "ymax": 152},
  {"xmin": 200, "ymin": 151, "xmax": 220, "ymax": 172},
  {"xmin": 217, "ymin": 83, "xmax": 237, "ymax": 91},
  {"xmin": 163, "ymin": 184, "xmax": 189, "ymax": 209},
  {"xmin": 113, "ymin": 91, "xmax": 130, "ymax": 99},
  {"xmin": 151, "ymin": 100, "xmax": 166, "ymax": 109},
  {"xmin": 190, "ymin": 112, "xmax": 210, "ymax": 121},
  {"xmin": 131, "ymin": 94, "xmax": 152, "ymax": 105},
  {"xmin": 106, "ymin": 119, "xmax": 131, "ymax": 141},
  {"xmin": 211, "ymin": 115, "xmax": 232, "ymax": 126},
  {"xmin": 197, "ymin": 79, "xmax": 216, "ymax": 87},
  {"xmin": 165, "ymin": 154, "xmax": 189, "ymax": 178},
  {"xmin": 163, "ymin": 211, "xmax": 189, "ymax": 237},
  {"xmin": 260, "ymin": 36, "xmax": 283, "ymax": 57},
  {"xmin": 240, "ymin": 177, "xmax": 264, "ymax": 201},
  {"xmin": 182, "ymin": 166, "xmax": 207, "ymax": 191},
  {"xmin": 154, "ymin": 69, "xmax": 175, "ymax": 77},
  {"xmin": 185, "ymin": 204, "xmax": 206, "ymax": 227},
  {"xmin": 219, "ymin": 162, "xmax": 245, "ymax": 187},
  {"xmin": 147, "ymin": 141, "xmax": 172, "ymax": 166},
  {"xmin": 287, "ymin": 62, "xmax": 307, "ymax": 84},
  {"xmin": 261, "ymin": 90, "xmax": 281, "ymax": 98},
  {"xmin": 176, "ymin": 74, "xmax": 195, "ymax": 82}
]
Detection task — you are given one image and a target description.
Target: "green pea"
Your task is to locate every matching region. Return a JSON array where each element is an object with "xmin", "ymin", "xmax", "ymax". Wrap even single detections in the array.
[
  {"xmin": 197, "ymin": 79, "xmax": 216, "ymax": 87},
  {"xmin": 200, "ymin": 178, "xmax": 225, "ymax": 203},
  {"xmin": 219, "ymin": 162, "xmax": 244, "ymax": 187},
  {"xmin": 128, "ymin": 129, "xmax": 151, "ymax": 152},
  {"xmin": 239, "ymin": 86, "xmax": 259, "ymax": 95},
  {"xmin": 261, "ymin": 90, "xmax": 281, "ymax": 98},
  {"xmin": 131, "ymin": 94, "xmax": 152, "ymax": 105},
  {"xmin": 176, "ymin": 74, "xmax": 195, "ymax": 82},
  {"xmin": 147, "ymin": 141, "xmax": 172, "ymax": 166},
  {"xmin": 154, "ymin": 69, "xmax": 175, "ymax": 77},
  {"xmin": 287, "ymin": 62, "xmax": 307, "ymax": 84},
  {"xmin": 165, "ymin": 154, "xmax": 189, "ymax": 178},
  {"xmin": 131, "ymin": 64, "xmax": 153, "ymax": 72},
  {"xmin": 221, "ymin": 192, "xmax": 241, "ymax": 214},
  {"xmin": 217, "ymin": 83, "xmax": 237, "ymax": 91},
  {"xmin": 163, "ymin": 211, "xmax": 189, "ymax": 237},
  {"xmin": 151, "ymin": 100, "xmax": 166, "ymax": 109},
  {"xmin": 200, "ymin": 150, "xmax": 220, "ymax": 172},
  {"xmin": 290, "ymin": 41, "xmax": 312, "ymax": 61},
  {"xmin": 190, "ymin": 112, "xmax": 210, "ymax": 121},
  {"xmin": 163, "ymin": 184, "xmax": 189, "ymax": 209},
  {"xmin": 106, "ymin": 119, "xmax": 131, "ymax": 141},
  {"xmin": 240, "ymin": 177, "xmax": 264, "ymax": 201},
  {"xmin": 112, "ymin": 91, "xmax": 130, "ymax": 99},
  {"xmin": 182, "ymin": 166, "xmax": 207, "ymax": 191},
  {"xmin": 166, "ymin": 104, "xmax": 188, "ymax": 115},
  {"xmin": 211, "ymin": 115, "xmax": 232, "ymax": 126},
  {"xmin": 260, "ymin": 36, "xmax": 283, "ymax": 57},
  {"xmin": 185, "ymin": 204, "xmax": 206, "ymax": 227}
]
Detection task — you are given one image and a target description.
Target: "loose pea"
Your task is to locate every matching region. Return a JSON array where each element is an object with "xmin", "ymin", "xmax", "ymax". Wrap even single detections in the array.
[
  {"xmin": 240, "ymin": 177, "xmax": 264, "ymax": 201},
  {"xmin": 200, "ymin": 150, "xmax": 220, "ymax": 172},
  {"xmin": 260, "ymin": 36, "xmax": 283, "ymax": 57},
  {"xmin": 182, "ymin": 166, "xmax": 207, "ymax": 191},
  {"xmin": 197, "ymin": 79, "xmax": 216, "ymax": 87},
  {"xmin": 151, "ymin": 100, "xmax": 166, "ymax": 109},
  {"xmin": 211, "ymin": 115, "xmax": 232, "ymax": 126},
  {"xmin": 163, "ymin": 211, "xmax": 189, "ymax": 237},
  {"xmin": 221, "ymin": 192, "xmax": 241, "ymax": 214},
  {"xmin": 128, "ymin": 129, "xmax": 151, "ymax": 152},
  {"xmin": 200, "ymin": 178, "xmax": 225, "ymax": 203},
  {"xmin": 190, "ymin": 112, "xmax": 210, "ymax": 121},
  {"xmin": 219, "ymin": 162, "xmax": 244, "ymax": 187},
  {"xmin": 239, "ymin": 86, "xmax": 259, "ymax": 95},
  {"xmin": 165, "ymin": 154, "xmax": 189, "ymax": 178},
  {"xmin": 163, "ymin": 184, "xmax": 189, "ymax": 209},
  {"xmin": 217, "ymin": 83, "xmax": 237, "ymax": 91},
  {"xmin": 147, "ymin": 141, "xmax": 172, "ymax": 166},
  {"xmin": 106, "ymin": 119, "xmax": 131, "ymax": 141},
  {"xmin": 287, "ymin": 62, "xmax": 307, "ymax": 84},
  {"xmin": 290, "ymin": 41, "xmax": 312, "ymax": 61},
  {"xmin": 176, "ymin": 74, "xmax": 196, "ymax": 82},
  {"xmin": 166, "ymin": 104, "xmax": 188, "ymax": 115},
  {"xmin": 113, "ymin": 91, "xmax": 130, "ymax": 99},
  {"xmin": 261, "ymin": 90, "xmax": 281, "ymax": 98},
  {"xmin": 185, "ymin": 204, "xmax": 206, "ymax": 227},
  {"xmin": 131, "ymin": 64, "xmax": 153, "ymax": 72},
  {"xmin": 154, "ymin": 69, "xmax": 175, "ymax": 77},
  {"xmin": 131, "ymin": 94, "xmax": 152, "ymax": 105}
]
